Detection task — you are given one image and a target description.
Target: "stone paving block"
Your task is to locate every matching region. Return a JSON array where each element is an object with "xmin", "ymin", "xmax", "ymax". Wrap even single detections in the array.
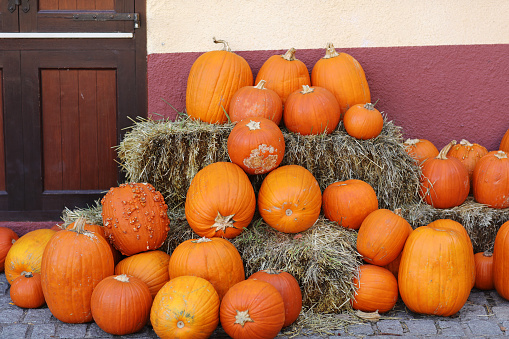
[
  {"xmin": 85, "ymin": 322, "xmax": 114, "ymax": 338},
  {"xmin": 23, "ymin": 307, "xmax": 53, "ymax": 324},
  {"xmin": 404, "ymin": 319, "xmax": 437, "ymax": 336},
  {"xmin": 376, "ymin": 319, "xmax": 404, "ymax": 335},
  {"xmin": 121, "ymin": 325, "xmax": 158, "ymax": 338},
  {"xmin": 493, "ymin": 306, "xmax": 509, "ymax": 321},
  {"xmin": 0, "ymin": 323, "xmax": 29, "ymax": 339},
  {"xmin": 458, "ymin": 303, "xmax": 488, "ymax": 320},
  {"xmin": 31, "ymin": 323, "xmax": 57, "ymax": 339},
  {"xmin": 469, "ymin": 289, "xmax": 489, "ymax": 305},
  {"xmin": 0, "ymin": 307, "xmax": 25, "ymax": 323},
  {"xmin": 465, "ymin": 319, "xmax": 504, "ymax": 337},
  {"xmin": 346, "ymin": 322, "xmax": 374, "ymax": 336},
  {"xmin": 56, "ymin": 322, "xmax": 88, "ymax": 338},
  {"xmin": 501, "ymin": 320, "xmax": 509, "ymax": 336},
  {"xmin": 0, "ymin": 274, "xmax": 9, "ymax": 295},
  {"xmin": 488, "ymin": 290, "xmax": 509, "ymax": 306}
]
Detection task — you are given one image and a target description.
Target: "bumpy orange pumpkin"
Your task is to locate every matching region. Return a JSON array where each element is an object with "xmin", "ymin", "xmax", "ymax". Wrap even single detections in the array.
[
  {"xmin": 10, "ymin": 272, "xmax": 45, "ymax": 308},
  {"xmin": 255, "ymin": 48, "xmax": 311, "ymax": 105},
  {"xmin": 230, "ymin": 80, "xmax": 283, "ymax": 125},
  {"xmin": 101, "ymin": 182, "xmax": 170, "ymax": 256},
  {"xmin": 115, "ymin": 250, "xmax": 170, "ymax": 298},
  {"xmin": 311, "ymin": 42, "xmax": 370, "ymax": 118},
  {"xmin": 220, "ymin": 279, "xmax": 285, "ymax": 339},
  {"xmin": 403, "ymin": 138, "xmax": 439, "ymax": 165},
  {"xmin": 343, "ymin": 103, "xmax": 384, "ymax": 140},
  {"xmin": 351, "ymin": 264, "xmax": 398, "ymax": 313},
  {"xmin": 419, "ymin": 141, "xmax": 470, "ymax": 208},
  {"xmin": 283, "ymin": 85, "xmax": 340, "ymax": 135},
  {"xmin": 248, "ymin": 269, "xmax": 302, "ymax": 327},
  {"xmin": 227, "ymin": 117, "xmax": 285, "ymax": 175},
  {"xmin": 493, "ymin": 220, "xmax": 509, "ymax": 299},
  {"xmin": 474, "ymin": 252, "xmax": 494, "ymax": 290},
  {"xmin": 0, "ymin": 227, "xmax": 18, "ymax": 272},
  {"xmin": 41, "ymin": 217, "xmax": 114, "ymax": 323},
  {"xmin": 186, "ymin": 38, "xmax": 253, "ymax": 124},
  {"xmin": 168, "ymin": 237, "xmax": 245, "ymax": 300},
  {"xmin": 500, "ymin": 128, "xmax": 509, "ymax": 153},
  {"xmin": 447, "ymin": 139, "xmax": 488, "ymax": 191},
  {"xmin": 91, "ymin": 274, "xmax": 152, "ymax": 335},
  {"xmin": 151, "ymin": 276, "xmax": 220, "ymax": 339},
  {"xmin": 322, "ymin": 179, "xmax": 378, "ymax": 230},
  {"xmin": 258, "ymin": 165, "xmax": 322, "ymax": 233},
  {"xmin": 185, "ymin": 162, "xmax": 256, "ymax": 238},
  {"xmin": 472, "ymin": 150, "xmax": 509, "ymax": 209}
]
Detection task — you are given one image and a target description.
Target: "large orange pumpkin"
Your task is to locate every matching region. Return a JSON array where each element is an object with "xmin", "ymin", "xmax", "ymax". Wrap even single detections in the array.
[
  {"xmin": 151, "ymin": 276, "xmax": 220, "ymax": 339},
  {"xmin": 311, "ymin": 42, "xmax": 370, "ymax": 118},
  {"xmin": 472, "ymin": 150, "xmax": 509, "ymax": 209},
  {"xmin": 186, "ymin": 38, "xmax": 253, "ymax": 124},
  {"xmin": 322, "ymin": 179, "xmax": 378, "ymax": 230},
  {"xmin": 419, "ymin": 141, "xmax": 470, "ymax": 208},
  {"xmin": 0, "ymin": 227, "xmax": 18, "ymax": 272},
  {"xmin": 101, "ymin": 182, "xmax": 170, "ymax": 256},
  {"xmin": 447, "ymin": 139, "xmax": 488, "ymax": 191},
  {"xmin": 474, "ymin": 251, "xmax": 494, "ymax": 290},
  {"xmin": 403, "ymin": 138, "xmax": 439, "ymax": 165},
  {"xmin": 227, "ymin": 117, "xmax": 285, "ymax": 175},
  {"xmin": 41, "ymin": 217, "xmax": 114, "ymax": 323},
  {"xmin": 500, "ymin": 128, "xmax": 509, "ymax": 153},
  {"xmin": 168, "ymin": 237, "xmax": 245, "ymax": 300},
  {"xmin": 220, "ymin": 279, "xmax": 285, "ymax": 339},
  {"xmin": 229, "ymin": 80, "xmax": 283, "ymax": 125},
  {"xmin": 351, "ymin": 264, "xmax": 398, "ymax": 313},
  {"xmin": 258, "ymin": 165, "xmax": 322, "ymax": 233},
  {"xmin": 283, "ymin": 85, "xmax": 340, "ymax": 135},
  {"xmin": 343, "ymin": 103, "xmax": 384, "ymax": 140},
  {"xmin": 398, "ymin": 220, "xmax": 474, "ymax": 316},
  {"xmin": 255, "ymin": 47, "xmax": 311, "ymax": 105},
  {"xmin": 493, "ymin": 220, "xmax": 509, "ymax": 299},
  {"xmin": 185, "ymin": 162, "xmax": 256, "ymax": 238},
  {"xmin": 10, "ymin": 272, "xmax": 45, "ymax": 309}
]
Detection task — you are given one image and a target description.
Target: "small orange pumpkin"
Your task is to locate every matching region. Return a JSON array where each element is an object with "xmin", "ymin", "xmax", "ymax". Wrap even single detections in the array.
[
  {"xmin": 10, "ymin": 271, "xmax": 45, "ymax": 308},
  {"xmin": 343, "ymin": 103, "xmax": 384, "ymax": 140},
  {"xmin": 500, "ymin": 128, "xmax": 509, "ymax": 153},
  {"xmin": 351, "ymin": 264, "xmax": 398, "ymax": 313},
  {"xmin": 0, "ymin": 227, "xmax": 18, "ymax": 272},
  {"xmin": 447, "ymin": 139, "xmax": 488, "ymax": 191},
  {"xmin": 472, "ymin": 150, "xmax": 509, "ymax": 209},
  {"xmin": 403, "ymin": 138, "xmax": 439, "ymax": 165},
  {"xmin": 474, "ymin": 251, "xmax": 494, "ymax": 290}
]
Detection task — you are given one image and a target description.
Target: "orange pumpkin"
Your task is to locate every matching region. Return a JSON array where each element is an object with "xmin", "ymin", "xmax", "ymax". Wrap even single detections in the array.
[
  {"xmin": 10, "ymin": 272, "xmax": 45, "ymax": 308},
  {"xmin": 91, "ymin": 274, "xmax": 152, "ymax": 335},
  {"xmin": 229, "ymin": 80, "xmax": 283, "ymax": 125},
  {"xmin": 115, "ymin": 250, "xmax": 170, "ymax": 298},
  {"xmin": 168, "ymin": 237, "xmax": 245, "ymax": 300},
  {"xmin": 447, "ymin": 139, "xmax": 488, "ymax": 191},
  {"xmin": 227, "ymin": 117, "xmax": 285, "ymax": 175},
  {"xmin": 403, "ymin": 138, "xmax": 439, "ymax": 165},
  {"xmin": 493, "ymin": 220, "xmax": 509, "ymax": 299},
  {"xmin": 322, "ymin": 179, "xmax": 378, "ymax": 230},
  {"xmin": 255, "ymin": 47, "xmax": 311, "ymax": 105},
  {"xmin": 283, "ymin": 85, "xmax": 340, "ymax": 135},
  {"xmin": 351, "ymin": 264, "xmax": 398, "ymax": 313},
  {"xmin": 185, "ymin": 162, "xmax": 256, "ymax": 238},
  {"xmin": 186, "ymin": 38, "xmax": 253, "ymax": 124},
  {"xmin": 474, "ymin": 252, "xmax": 494, "ymax": 290},
  {"xmin": 151, "ymin": 276, "xmax": 220, "ymax": 339},
  {"xmin": 101, "ymin": 182, "xmax": 170, "ymax": 256},
  {"xmin": 41, "ymin": 217, "xmax": 114, "ymax": 323},
  {"xmin": 4, "ymin": 228, "xmax": 55, "ymax": 284},
  {"xmin": 248, "ymin": 269, "xmax": 302, "ymax": 327},
  {"xmin": 419, "ymin": 141, "xmax": 470, "ymax": 208},
  {"xmin": 220, "ymin": 279, "xmax": 285, "ymax": 339},
  {"xmin": 472, "ymin": 150, "xmax": 509, "ymax": 209},
  {"xmin": 311, "ymin": 42, "xmax": 370, "ymax": 118},
  {"xmin": 343, "ymin": 103, "xmax": 384, "ymax": 140},
  {"xmin": 500, "ymin": 128, "xmax": 509, "ymax": 153},
  {"xmin": 384, "ymin": 251, "xmax": 403, "ymax": 280},
  {"xmin": 0, "ymin": 227, "xmax": 18, "ymax": 272},
  {"xmin": 258, "ymin": 165, "xmax": 322, "ymax": 233}
]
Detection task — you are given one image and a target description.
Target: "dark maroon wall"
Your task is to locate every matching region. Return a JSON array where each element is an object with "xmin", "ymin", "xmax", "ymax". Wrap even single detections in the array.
[{"xmin": 148, "ymin": 44, "xmax": 509, "ymax": 151}]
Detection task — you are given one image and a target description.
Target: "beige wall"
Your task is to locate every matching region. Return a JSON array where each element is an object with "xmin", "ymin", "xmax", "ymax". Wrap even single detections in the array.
[{"xmin": 147, "ymin": 0, "xmax": 509, "ymax": 54}]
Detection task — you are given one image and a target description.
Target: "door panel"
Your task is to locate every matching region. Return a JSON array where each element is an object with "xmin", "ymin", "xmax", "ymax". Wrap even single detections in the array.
[{"xmin": 0, "ymin": 69, "xmax": 5, "ymax": 191}]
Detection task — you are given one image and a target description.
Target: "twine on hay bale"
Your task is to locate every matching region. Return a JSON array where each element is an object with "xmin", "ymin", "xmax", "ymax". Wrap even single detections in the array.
[{"xmin": 117, "ymin": 116, "xmax": 422, "ymax": 211}]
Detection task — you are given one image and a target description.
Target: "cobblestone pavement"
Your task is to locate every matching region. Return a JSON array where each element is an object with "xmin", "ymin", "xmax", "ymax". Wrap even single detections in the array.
[{"xmin": 2, "ymin": 272, "xmax": 509, "ymax": 338}]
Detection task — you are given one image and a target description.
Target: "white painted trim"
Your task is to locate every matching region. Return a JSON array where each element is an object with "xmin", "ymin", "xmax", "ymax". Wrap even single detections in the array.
[{"xmin": 0, "ymin": 32, "xmax": 133, "ymax": 39}]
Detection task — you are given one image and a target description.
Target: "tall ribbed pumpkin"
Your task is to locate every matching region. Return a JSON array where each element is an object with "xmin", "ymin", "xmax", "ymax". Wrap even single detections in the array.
[
  {"xmin": 41, "ymin": 217, "xmax": 114, "ymax": 323},
  {"xmin": 311, "ymin": 42, "xmax": 370, "ymax": 118},
  {"xmin": 185, "ymin": 162, "xmax": 256, "ymax": 238},
  {"xmin": 186, "ymin": 38, "xmax": 253, "ymax": 124},
  {"xmin": 398, "ymin": 220, "xmax": 474, "ymax": 316},
  {"xmin": 494, "ymin": 221, "xmax": 509, "ymax": 299},
  {"xmin": 472, "ymin": 150, "xmax": 509, "ymax": 209}
]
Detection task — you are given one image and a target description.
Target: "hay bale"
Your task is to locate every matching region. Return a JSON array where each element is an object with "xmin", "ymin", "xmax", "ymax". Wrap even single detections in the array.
[
  {"xmin": 401, "ymin": 197, "xmax": 509, "ymax": 253},
  {"xmin": 117, "ymin": 116, "xmax": 422, "ymax": 211}
]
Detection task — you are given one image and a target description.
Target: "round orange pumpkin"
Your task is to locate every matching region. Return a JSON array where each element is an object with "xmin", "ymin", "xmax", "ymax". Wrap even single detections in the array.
[
  {"xmin": 185, "ymin": 162, "xmax": 256, "ymax": 238},
  {"xmin": 283, "ymin": 85, "xmax": 340, "ymax": 135},
  {"xmin": 151, "ymin": 276, "xmax": 220, "ymax": 339},
  {"xmin": 91, "ymin": 274, "xmax": 152, "ymax": 335},
  {"xmin": 474, "ymin": 251, "xmax": 494, "ymax": 290},
  {"xmin": 322, "ymin": 179, "xmax": 378, "ymax": 230},
  {"xmin": 419, "ymin": 141, "xmax": 470, "ymax": 208},
  {"xmin": 311, "ymin": 42, "xmax": 370, "ymax": 118},
  {"xmin": 472, "ymin": 150, "xmax": 509, "ymax": 209},
  {"xmin": 351, "ymin": 264, "xmax": 398, "ymax": 313},
  {"xmin": 229, "ymin": 80, "xmax": 283, "ymax": 125},
  {"xmin": 447, "ymin": 139, "xmax": 488, "ymax": 191},
  {"xmin": 10, "ymin": 271, "xmax": 45, "ymax": 308},
  {"xmin": 493, "ymin": 220, "xmax": 509, "ymax": 299},
  {"xmin": 227, "ymin": 117, "xmax": 285, "ymax": 175},
  {"xmin": 500, "ymin": 128, "xmax": 509, "ymax": 153},
  {"xmin": 403, "ymin": 138, "xmax": 439, "ymax": 165},
  {"xmin": 0, "ymin": 227, "xmax": 18, "ymax": 272},
  {"xmin": 258, "ymin": 165, "xmax": 322, "ymax": 233},
  {"xmin": 255, "ymin": 47, "xmax": 311, "ymax": 105},
  {"xmin": 343, "ymin": 103, "xmax": 384, "ymax": 140},
  {"xmin": 168, "ymin": 237, "xmax": 245, "ymax": 300},
  {"xmin": 220, "ymin": 279, "xmax": 285, "ymax": 339},
  {"xmin": 248, "ymin": 269, "xmax": 302, "ymax": 327},
  {"xmin": 186, "ymin": 38, "xmax": 253, "ymax": 124},
  {"xmin": 101, "ymin": 182, "xmax": 170, "ymax": 256}
]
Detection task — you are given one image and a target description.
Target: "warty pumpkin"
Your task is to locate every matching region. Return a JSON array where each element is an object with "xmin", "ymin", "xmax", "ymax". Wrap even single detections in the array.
[
  {"xmin": 343, "ymin": 103, "xmax": 384, "ymax": 140},
  {"xmin": 186, "ymin": 38, "xmax": 253, "ymax": 124},
  {"xmin": 447, "ymin": 139, "xmax": 488, "ymax": 192},
  {"xmin": 493, "ymin": 220, "xmax": 509, "ymax": 299},
  {"xmin": 351, "ymin": 264, "xmax": 398, "ymax": 313},
  {"xmin": 474, "ymin": 251, "xmax": 494, "ymax": 290},
  {"xmin": 472, "ymin": 150, "xmax": 509, "ymax": 209},
  {"xmin": 403, "ymin": 138, "xmax": 439, "ymax": 165},
  {"xmin": 0, "ymin": 227, "xmax": 18, "ymax": 272},
  {"xmin": 10, "ymin": 271, "xmax": 45, "ymax": 309}
]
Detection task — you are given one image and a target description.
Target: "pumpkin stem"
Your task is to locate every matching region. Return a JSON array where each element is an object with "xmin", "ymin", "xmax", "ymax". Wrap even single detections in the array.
[
  {"xmin": 495, "ymin": 150, "xmax": 508, "ymax": 159},
  {"xmin": 193, "ymin": 237, "xmax": 212, "ymax": 243},
  {"xmin": 211, "ymin": 212, "xmax": 236, "ymax": 232},
  {"xmin": 300, "ymin": 85, "xmax": 315, "ymax": 95},
  {"xmin": 254, "ymin": 80, "xmax": 267, "ymax": 90},
  {"xmin": 265, "ymin": 268, "xmax": 281, "ymax": 274},
  {"xmin": 323, "ymin": 42, "xmax": 340, "ymax": 59},
  {"xmin": 483, "ymin": 251, "xmax": 493, "ymax": 257},
  {"xmin": 69, "ymin": 216, "xmax": 88, "ymax": 234},
  {"xmin": 114, "ymin": 274, "xmax": 130, "ymax": 283},
  {"xmin": 393, "ymin": 208, "xmax": 402, "ymax": 216},
  {"xmin": 281, "ymin": 47, "xmax": 297, "ymax": 61},
  {"xmin": 213, "ymin": 37, "xmax": 231, "ymax": 52},
  {"xmin": 234, "ymin": 310, "xmax": 254, "ymax": 327},
  {"xmin": 246, "ymin": 120, "xmax": 261, "ymax": 131},
  {"xmin": 20, "ymin": 271, "xmax": 33, "ymax": 278},
  {"xmin": 436, "ymin": 140, "xmax": 457, "ymax": 160},
  {"xmin": 363, "ymin": 103, "xmax": 375, "ymax": 110},
  {"xmin": 459, "ymin": 139, "xmax": 473, "ymax": 147},
  {"xmin": 404, "ymin": 138, "xmax": 421, "ymax": 146},
  {"xmin": 177, "ymin": 320, "xmax": 185, "ymax": 328}
]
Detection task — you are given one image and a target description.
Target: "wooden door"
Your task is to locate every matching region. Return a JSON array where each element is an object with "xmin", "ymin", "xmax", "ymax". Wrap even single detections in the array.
[{"xmin": 0, "ymin": 0, "xmax": 146, "ymax": 220}]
